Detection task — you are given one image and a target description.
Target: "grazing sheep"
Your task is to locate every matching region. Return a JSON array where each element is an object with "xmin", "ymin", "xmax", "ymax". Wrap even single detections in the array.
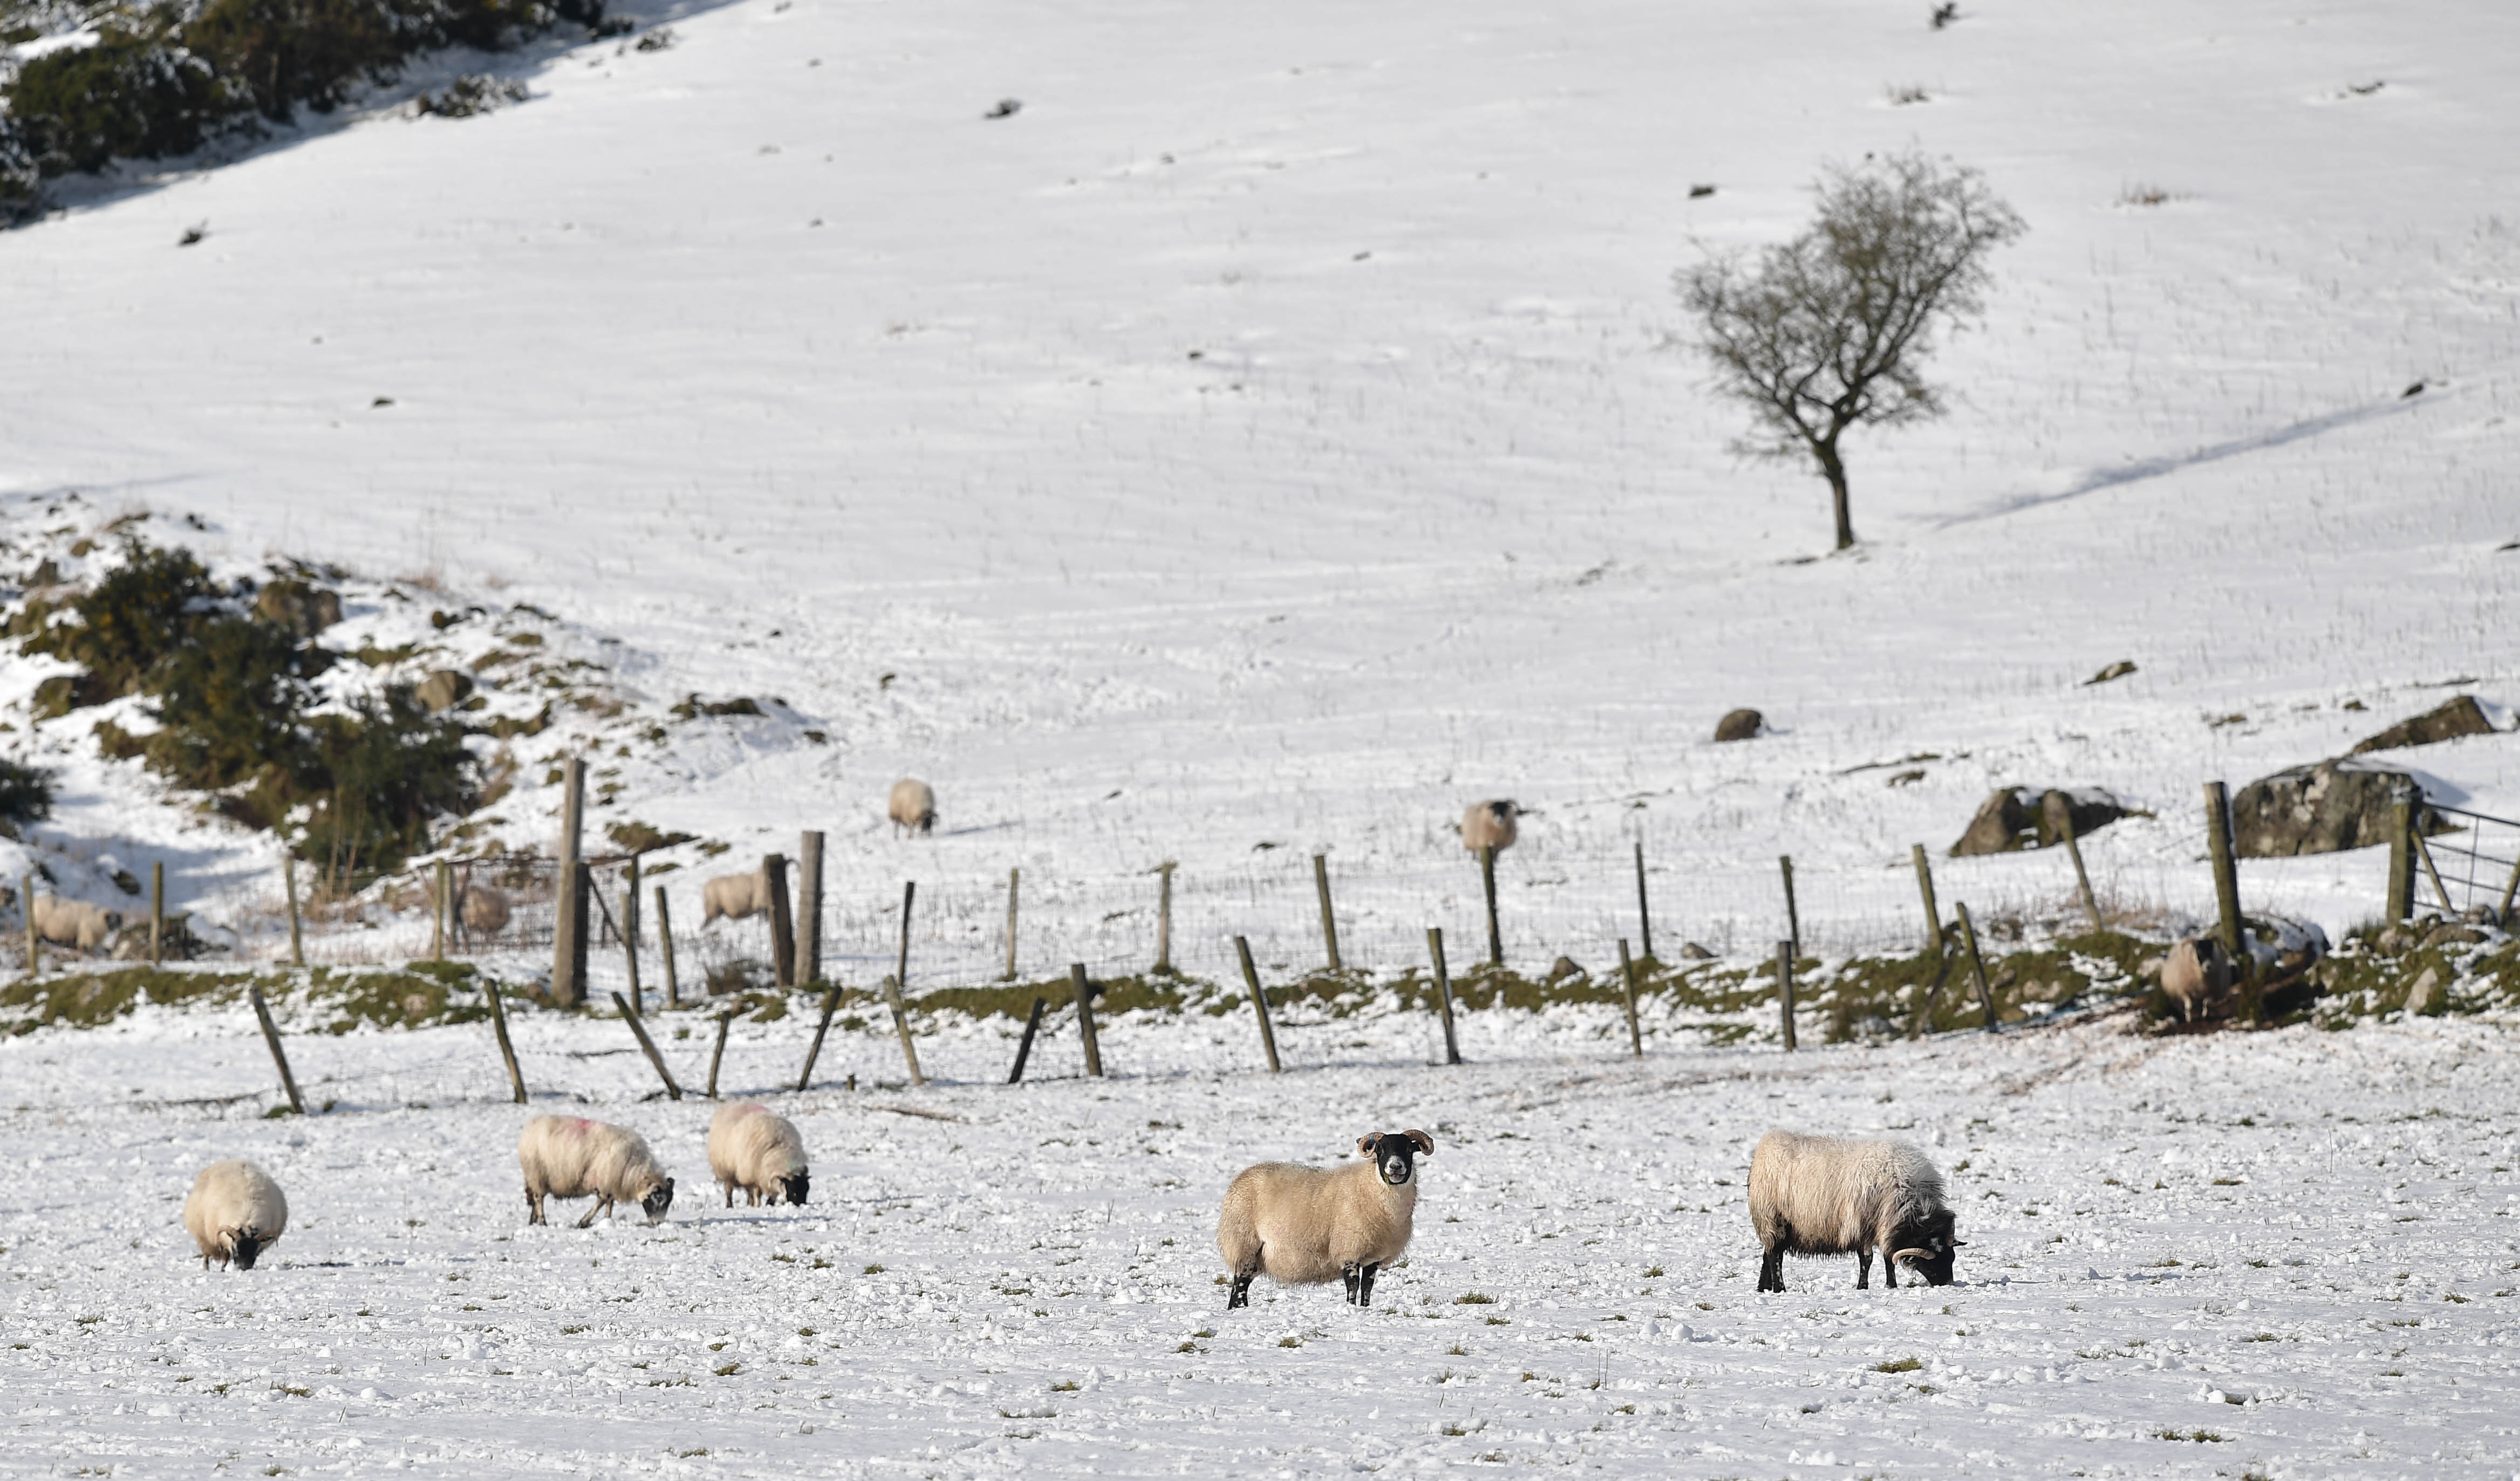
[
  {"xmin": 1749, "ymin": 1129, "xmax": 1960, "ymax": 1293},
  {"xmin": 182, "ymin": 1160, "xmax": 288, "ymax": 1271},
  {"xmin": 2161, "ymin": 935, "xmax": 2231, "ymax": 1024},
  {"xmin": 889, "ymin": 778, "xmax": 937, "ymax": 837},
  {"xmin": 701, "ymin": 868, "xmax": 768, "ymax": 926},
  {"xmin": 707, "ymin": 1102, "xmax": 811, "ymax": 1208},
  {"xmin": 1460, "ymin": 800, "xmax": 1518, "ymax": 855},
  {"xmin": 32, "ymin": 895, "xmax": 121, "ymax": 952},
  {"xmin": 457, "ymin": 883, "xmax": 511, "ymax": 939},
  {"xmin": 517, "ymin": 1115, "xmax": 675, "ymax": 1228},
  {"xmin": 1217, "ymin": 1130, "xmax": 1433, "ymax": 1309}
]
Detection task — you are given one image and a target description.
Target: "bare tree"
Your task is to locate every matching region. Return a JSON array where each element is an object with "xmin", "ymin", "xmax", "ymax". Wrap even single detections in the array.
[{"xmin": 1678, "ymin": 150, "xmax": 2024, "ymax": 550}]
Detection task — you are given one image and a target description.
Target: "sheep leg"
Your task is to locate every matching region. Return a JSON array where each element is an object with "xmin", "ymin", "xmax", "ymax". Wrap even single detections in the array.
[
  {"xmin": 1883, "ymin": 1249, "xmax": 1899, "ymax": 1290},
  {"xmin": 722, "ymin": 1182, "xmax": 733, "ymax": 1209},
  {"xmin": 1856, "ymin": 1247, "xmax": 1872, "ymax": 1290},
  {"xmin": 525, "ymin": 1188, "xmax": 545, "ymax": 1226},
  {"xmin": 1342, "ymin": 1263, "xmax": 1362, "ymax": 1305},
  {"xmin": 577, "ymin": 1195, "xmax": 612, "ymax": 1230},
  {"xmin": 1757, "ymin": 1242, "xmax": 1787, "ymax": 1294},
  {"xmin": 1227, "ymin": 1252, "xmax": 1260, "ymax": 1311},
  {"xmin": 1357, "ymin": 1262, "xmax": 1381, "ymax": 1307}
]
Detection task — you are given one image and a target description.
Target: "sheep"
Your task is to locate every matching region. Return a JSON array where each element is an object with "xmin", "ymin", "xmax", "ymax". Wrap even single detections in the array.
[
  {"xmin": 701, "ymin": 868, "xmax": 769, "ymax": 926},
  {"xmin": 31, "ymin": 895, "xmax": 121, "ymax": 952},
  {"xmin": 1748, "ymin": 1129, "xmax": 1961, "ymax": 1293},
  {"xmin": 1216, "ymin": 1129, "xmax": 1433, "ymax": 1309},
  {"xmin": 889, "ymin": 778, "xmax": 937, "ymax": 837},
  {"xmin": 182, "ymin": 1160, "xmax": 288, "ymax": 1271},
  {"xmin": 2161, "ymin": 935, "xmax": 2231, "ymax": 1024},
  {"xmin": 706, "ymin": 1102, "xmax": 810, "ymax": 1208},
  {"xmin": 517, "ymin": 1115, "xmax": 675, "ymax": 1228},
  {"xmin": 457, "ymin": 883, "xmax": 511, "ymax": 940},
  {"xmin": 1460, "ymin": 800, "xmax": 1518, "ymax": 855}
]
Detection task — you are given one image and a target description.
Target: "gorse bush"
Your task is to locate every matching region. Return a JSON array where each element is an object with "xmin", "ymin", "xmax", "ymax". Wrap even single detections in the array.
[{"xmin": 3, "ymin": 25, "xmax": 226, "ymax": 176}]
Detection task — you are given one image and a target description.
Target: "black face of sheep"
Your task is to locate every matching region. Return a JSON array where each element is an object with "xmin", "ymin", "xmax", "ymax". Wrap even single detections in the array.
[
  {"xmin": 778, "ymin": 1171, "xmax": 810, "ymax": 1205},
  {"xmin": 1358, "ymin": 1130, "xmax": 1433, "ymax": 1187},
  {"xmin": 640, "ymin": 1178, "xmax": 677, "ymax": 1223},
  {"xmin": 1890, "ymin": 1212, "xmax": 1962, "ymax": 1287},
  {"xmin": 229, "ymin": 1229, "xmax": 268, "ymax": 1271}
]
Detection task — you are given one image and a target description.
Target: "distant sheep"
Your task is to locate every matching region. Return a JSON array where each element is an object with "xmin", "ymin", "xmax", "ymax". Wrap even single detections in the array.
[
  {"xmin": 701, "ymin": 868, "xmax": 769, "ymax": 926},
  {"xmin": 458, "ymin": 883, "xmax": 511, "ymax": 939},
  {"xmin": 889, "ymin": 778, "xmax": 936, "ymax": 837},
  {"xmin": 1749, "ymin": 1129, "xmax": 1959, "ymax": 1293},
  {"xmin": 2161, "ymin": 935, "xmax": 2231, "ymax": 1024},
  {"xmin": 32, "ymin": 895, "xmax": 121, "ymax": 952},
  {"xmin": 183, "ymin": 1160, "xmax": 289, "ymax": 1271},
  {"xmin": 707, "ymin": 1102, "xmax": 810, "ymax": 1208},
  {"xmin": 1217, "ymin": 1130, "xmax": 1433, "ymax": 1309},
  {"xmin": 517, "ymin": 1115, "xmax": 675, "ymax": 1227},
  {"xmin": 1460, "ymin": 800, "xmax": 1518, "ymax": 855}
]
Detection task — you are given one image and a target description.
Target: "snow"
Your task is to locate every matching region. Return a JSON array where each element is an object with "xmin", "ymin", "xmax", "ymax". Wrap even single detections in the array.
[{"xmin": 3, "ymin": 0, "xmax": 2520, "ymax": 1471}]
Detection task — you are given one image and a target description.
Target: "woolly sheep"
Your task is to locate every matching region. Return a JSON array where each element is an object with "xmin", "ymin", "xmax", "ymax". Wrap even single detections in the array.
[
  {"xmin": 701, "ymin": 868, "xmax": 768, "ymax": 926},
  {"xmin": 1748, "ymin": 1129, "xmax": 1960, "ymax": 1293},
  {"xmin": 517, "ymin": 1115, "xmax": 675, "ymax": 1227},
  {"xmin": 182, "ymin": 1160, "xmax": 288, "ymax": 1271},
  {"xmin": 1216, "ymin": 1129, "xmax": 1433, "ymax": 1309},
  {"xmin": 706, "ymin": 1102, "xmax": 811, "ymax": 1208},
  {"xmin": 459, "ymin": 883, "xmax": 511, "ymax": 938},
  {"xmin": 1460, "ymin": 800, "xmax": 1518, "ymax": 855},
  {"xmin": 32, "ymin": 895, "xmax": 121, "ymax": 952},
  {"xmin": 889, "ymin": 778, "xmax": 937, "ymax": 837},
  {"xmin": 2161, "ymin": 935, "xmax": 2230, "ymax": 1024}
]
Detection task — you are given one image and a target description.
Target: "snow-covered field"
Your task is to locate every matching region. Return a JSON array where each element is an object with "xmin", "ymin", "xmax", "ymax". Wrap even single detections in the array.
[{"xmin": 7, "ymin": 1006, "xmax": 2519, "ymax": 1477}]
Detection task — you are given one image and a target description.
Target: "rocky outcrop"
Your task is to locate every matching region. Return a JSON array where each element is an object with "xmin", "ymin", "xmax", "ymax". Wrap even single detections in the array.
[
  {"xmin": 2229, "ymin": 759, "xmax": 2448, "ymax": 857},
  {"xmin": 1950, "ymin": 787, "xmax": 2130, "ymax": 856},
  {"xmin": 1713, "ymin": 708, "xmax": 1763, "ymax": 743},
  {"xmin": 255, "ymin": 580, "xmax": 342, "ymax": 639},
  {"xmin": 2351, "ymin": 696, "xmax": 2496, "ymax": 755},
  {"xmin": 414, "ymin": 669, "xmax": 475, "ymax": 713}
]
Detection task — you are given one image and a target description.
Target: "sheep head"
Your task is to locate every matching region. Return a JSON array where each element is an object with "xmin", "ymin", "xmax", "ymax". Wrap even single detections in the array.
[
  {"xmin": 777, "ymin": 1171, "xmax": 811, "ymax": 1206},
  {"xmin": 1357, "ymin": 1130, "xmax": 1434, "ymax": 1187},
  {"xmin": 640, "ymin": 1177, "xmax": 677, "ymax": 1224},
  {"xmin": 228, "ymin": 1226, "xmax": 270, "ymax": 1271},
  {"xmin": 1889, "ymin": 1211, "xmax": 1962, "ymax": 1286}
]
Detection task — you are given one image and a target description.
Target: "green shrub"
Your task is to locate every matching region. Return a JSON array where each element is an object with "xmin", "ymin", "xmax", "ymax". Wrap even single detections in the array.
[
  {"xmin": 146, "ymin": 614, "xmax": 317, "ymax": 793},
  {"xmin": 0, "ymin": 758, "xmax": 53, "ymax": 832},
  {"xmin": 297, "ymin": 685, "xmax": 477, "ymax": 872},
  {"xmin": 4, "ymin": 26, "xmax": 233, "ymax": 176},
  {"xmin": 26, "ymin": 540, "xmax": 223, "ymax": 697}
]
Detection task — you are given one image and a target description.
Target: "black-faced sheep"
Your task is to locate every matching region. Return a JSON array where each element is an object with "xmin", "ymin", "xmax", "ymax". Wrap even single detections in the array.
[
  {"xmin": 707, "ymin": 1102, "xmax": 810, "ymax": 1208},
  {"xmin": 1217, "ymin": 1130, "xmax": 1432, "ymax": 1309},
  {"xmin": 2161, "ymin": 935, "xmax": 2231, "ymax": 1023},
  {"xmin": 1461, "ymin": 800, "xmax": 1518, "ymax": 855},
  {"xmin": 517, "ymin": 1115, "xmax": 675, "ymax": 1227},
  {"xmin": 701, "ymin": 868, "xmax": 768, "ymax": 927},
  {"xmin": 1749, "ymin": 1129, "xmax": 1959, "ymax": 1292},
  {"xmin": 33, "ymin": 896, "xmax": 121, "ymax": 953},
  {"xmin": 889, "ymin": 778, "xmax": 937, "ymax": 837},
  {"xmin": 183, "ymin": 1160, "xmax": 289, "ymax": 1271}
]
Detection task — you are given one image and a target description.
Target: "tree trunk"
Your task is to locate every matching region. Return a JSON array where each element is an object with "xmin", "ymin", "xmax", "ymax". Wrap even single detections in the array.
[{"xmin": 1814, "ymin": 437, "xmax": 1855, "ymax": 550}]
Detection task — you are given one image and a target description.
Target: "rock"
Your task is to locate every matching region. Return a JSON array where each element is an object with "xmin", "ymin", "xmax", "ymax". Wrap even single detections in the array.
[
  {"xmin": 1544, "ymin": 955, "xmax": 1586, "ymax": 986},
  {"xmin": 2404, "ymin": 965, "xmax": 2442, "ymax": 1014},
  {"xmin": 1713, "ymin": 708, "xmax": 1763, "ymax": 743},
  {"xmin": 1950, "ymin": 787, "xmax": 2130, "ymax": 856},
  {"xmin": 1678, "ymin": 941, "xmax": 1715, "ymax": 961},
  {"xmin": 2228, "ymin": 759, "xmax": 2444, "ymax": 857},
  {"xmin": 256, "ymin": 579, "xmax": 343, "ymax": 639},
  {"xmin": 2351, "ymin": 696, "xmax": 2496, "ymax": 755},
  {"xmin": 2419, "ymin": 922, "xmax": 2485, "ymax": 951},
  {"xmin": 109, "ymin": 913, "xmax": 207, "ymax": 961},
  {"xmin": 414, "ymin": 669, "xmax": 476, "ymax": 713},
  {"xmin": 2082, "ymin": 660, "xmax": 2137, "ymax": 686}
]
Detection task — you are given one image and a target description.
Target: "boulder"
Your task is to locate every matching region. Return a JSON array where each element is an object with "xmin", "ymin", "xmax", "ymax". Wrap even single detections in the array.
[
  {"xmin": 1544, "ymin": 955, "xmax": 1586, "ymax": 986},
  {"xmin": 1950, "ymin": 787, "xmax": 2131, "ymax": 856},
  {"xmin": 2404, "ymin": 966, "xmax": 2443, "ymax": 1015},
  {"xmin": 1713, "ymin": 708, "xmax": 1763, "ymax": 743},
  {"xmin": 1678, "ymin": 941, "xmax": 1715, "ymax": 961},
  {"xmin": 256, "ymin": 579, "xmax": 343, "ymax": 639},
  {"xmin": 415, "ymin": 668, "xmax": 476, "ymax": 713},
  {"xmin": 2228, "ymin": 759, "xmax": 2447, "ymax": 857},
  {"xmin": 2350, "ymin": 696, "xmax": 2496, "ymax": 755}
]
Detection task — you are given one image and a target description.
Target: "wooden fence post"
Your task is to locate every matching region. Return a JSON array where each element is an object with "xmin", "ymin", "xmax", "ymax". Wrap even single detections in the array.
[
  {"xmin": 1911, "ymin": 844, "xmax": 1942, "ymax": 952},
  {"xmin": 1001, "ymin": 866, "xmax": 1020, "ymax": 982},
  {"xmin": 1007, "ymin": 997, "xmax": 1048, "ymax": 1084},
  {"xmin": 1071, "ymin": 963, "xmax": 1104, "ymax": 1078},
  {"xmin": 1775, "ymin": 941, "xmax": 1797, "ymax": 1052},
  {"xmin": 884, "ymin": 882, "xmax": 926, "ymax": 1085},
  {"xmin": 2202, "ymin": 781, "xmax": 2257, "ymax": 1026},
  {"xmin": 763, "ymin": 853, "xmax": 795, "ymax": 989},
  {"xmin": 613, "ymin": 991, "xmax": 682, "ymax": 1099},
  {"xmin": 1426, "ymin": 926, "xmax": 1463, "ymax": 1066},
  {"xmin": 284, "ymin": 856, "xmax": 304, "ymax": 968},
  {"xmin": 565, "ymin": 861, "xmax": 591, "ymax": 1003},
  {"xmin": 2412, "ymin": 824, "xmax": 2456, "ymax": 917},
  {"xmin": 2046, "ymin": 795, "xmax": 2106, "ymax": 931},
  {"xmin": 2387, "ymin": 795, "xmax": 2415, "ymax": 922},
  {"xmin": 654, "ymin": 886, "xmax": 679, "ymax": 1009},
  {"xmin": 2498, "ymin": 841, "xmax": 2520, "ymax": 929},
  {"xmin": 620, "ymin": 889, "xmax": 644, "ymax": 1013},
  {"xmin": 1313, "ymin": 854, "xmax": 1343, "ymax": 972},
  {"xmin": 432, "ymin": 861, "xmax": 451, "ymax": 962},
  {"xmin": 551, "ymin": 757, "xmax": 584, "ymax": 1005},
  {"xmin": 485, "ymin": 982, "xmax": 527, "ymax": 1103},
  {"xmin": 1480, "ymin": 845, "xmax": 1503, "ymax": 968},
  {"xmin": 797, "ymin": 978, "xmax": 844, "ymax": 1092},
  {"xmin": 1616, "ymin": 938, "xmax": 1643, "ymax": 1057},
  {"xmin": 22, "ymin": 870, "xmax": 35, "ymax": 978},
  {"xmin": 1954, "ymin": 901, "xmax": 1998, "ymax": 1032},
  {"xmin": 246, "ymin": 982, "xmax": 306, "ymax": 1114},
  {"xmin": 151, "ymin": 860, "xmax": 166, "ymax": 967},
  {"xmin": 1633, "ymin": 840, "xmax": 1654, "ymax": 961},
  {"xmin": 1155, "ymin": 862, "xmax": 1175, "ymax": 975},
  {"xmin": 706, "ymin": 1011, "xmax": 731, "ymax": 1099},
  {"xmin": 797, "ymin": 832, "xmax": 824, "ymax": 986},
  {"xmin": 1779, "ymin": 856, "xmax": 1800, "ymax": 961},
  {"xmin": 1232, "ymin": 935, "xmax": 1281, "ymax": 1074}
]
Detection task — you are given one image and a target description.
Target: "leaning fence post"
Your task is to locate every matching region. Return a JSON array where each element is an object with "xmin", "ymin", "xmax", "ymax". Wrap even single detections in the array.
[
  {"xmin": 763, "ymin": 853, "xmax": 795, "ymax": 989},
  {"xmin": 1001, "ymin": 866, "xmax": 1020, "ymax": 982},
  {"xmin": 654, "ymin": 886, "xmax": 679, "ymax": 1009},
  {"xmin": 485, "ymin": 982, "xmax": 528, "ymax": 1103},
  {"xmin": 884, "ymin": 882, "xmax": 926, "ymax": 1086},
  {"xmin": 1071, "ymin": 963, "xmax": 1104, "ymax": 1078},
  {"xmin": 1616, "ymin": 938, "xmax": 1643, "ymax": 1057},
  {"xmin": 1911, "ymin": 844, "xmax": 1943, "ymax": 953},
  {"xmin": 1633, "ymin": 840, "xmax": 1654, "ymax": 961},
  {"xmin": 797, "ymin": 978, "xmax": 844, "ymax": 1092},
  {"xmin": 2202, "ymin": 781, "xmax": 2257, "ymax": 1026},
  {"xmin": 246, "ymin": 982, "xmax": 306, "ymax": 1114},
  {"xmin": 1313, "ymin": 853, "xmax": 1343, "ymax": 973},
  {"xmin": 2412, "ymin": 821, "xmax": 2456, "ymax": 918},
  {"xmin": 796, "ymin": 832, "xmax": 824, "ymax": 986},
  {"xmin": 1954, "ymin": 901, "xmax": 1998, "ymax": 1032},
  {"xmin": 1007, "ymin": 996, "xmax": 1048, "ymax": 1083},
  {"xmin": 2046, "ymin": 794, "xmax": 2106, "ymax": 932},
  {"xmin": 1775, "ymin": 941, "xmax": 1797, "ymax": 1052},
  {"xmin": 284, "ymin": 855, "xmax": 304, "ymax": 968},
  {"xmin": 706, "ymin": 1010, "xmax": 731, "ymax": 1099},
  {"xmin": 2498, "ymin": 840, "xmax": 2520, "ymax": 929},
  {"xmin": 1426, "ymin": 926, "xmax": 1463, "ymax": 1066},
  {"xmin": 1232, "ymin": 936, "xmax": 1282, "ymax": 1073},
  {"xmin": 1480, "ymin": 845, "xmax": 1503, "ymax": 967},
  {"xmin": 1779, "ymin": 856, "xmax": 1800, "ymax": 961},
  {"xmin": 152, "ymin": 860, "xmax": 166, "ymax": 967},
  {"xmin": 1155, "ymin": 862, "xmax": 1175, "ymax": 975},
  {"xmin": 613, "ymin": 991, "xmax": 682, "ymax": 1099}
]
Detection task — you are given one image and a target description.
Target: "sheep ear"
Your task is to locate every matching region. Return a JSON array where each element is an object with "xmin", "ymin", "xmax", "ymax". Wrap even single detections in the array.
[
  {"xmin": 1404, "ymin": 1129, "xmax": 1434, "ymax": 1156},
  {"xmin": 1356, "ymin": 1134, "xmax": 1377, "ymax": 1156}
]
